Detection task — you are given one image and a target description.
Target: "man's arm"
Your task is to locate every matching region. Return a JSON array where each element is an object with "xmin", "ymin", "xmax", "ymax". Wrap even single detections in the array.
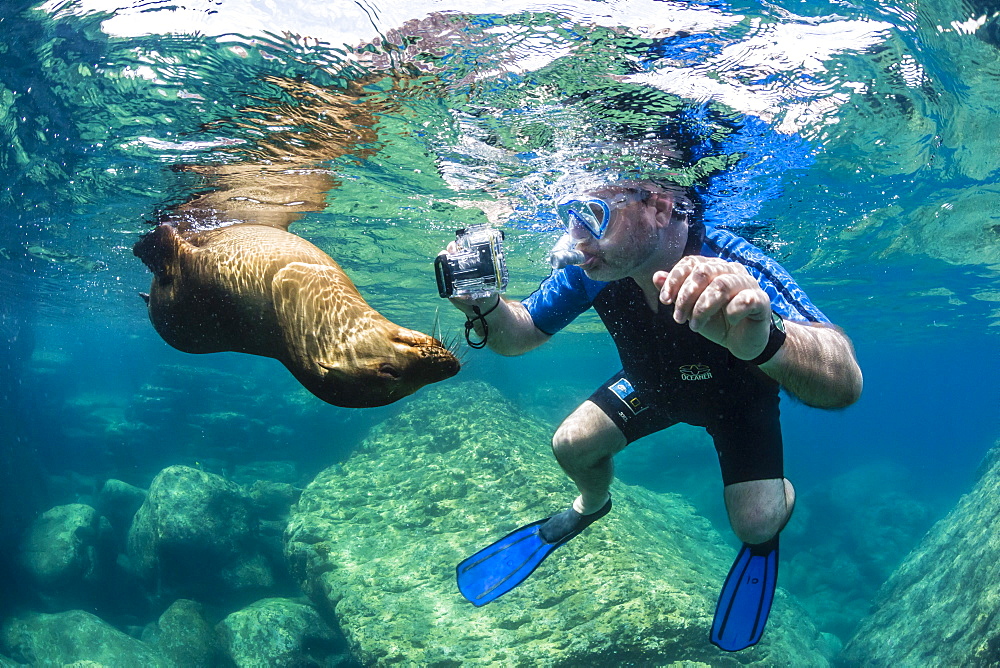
[
  {"xmin": 758, "ymin": 321, "xmax": 862, "ymax": 409},
  {"xmin": 654, "ymin": 256, "xmax": 862, "ymax": 409},
  {"xmin": 450, "ymin": 295, "xmax": 551, "ymax": 356}
]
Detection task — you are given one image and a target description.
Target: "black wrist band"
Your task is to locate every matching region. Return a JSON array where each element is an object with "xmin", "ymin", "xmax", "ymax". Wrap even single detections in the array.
[
  {"xmin": 750, "ymin": 311, "xmax": 786, "ymax": 365},
  {"xmin": 464, "ymin": 296, "xmax": 501, "ymax": 349}
]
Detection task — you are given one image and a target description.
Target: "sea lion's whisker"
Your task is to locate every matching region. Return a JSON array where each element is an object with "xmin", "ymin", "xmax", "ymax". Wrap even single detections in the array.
[
  {"xmin": 431, "ymin": 307, "xmax": 442, "ymax": 342},
  {"xmin": 444, "ymin": 331, "xmax": 467, "ymax": 363}
]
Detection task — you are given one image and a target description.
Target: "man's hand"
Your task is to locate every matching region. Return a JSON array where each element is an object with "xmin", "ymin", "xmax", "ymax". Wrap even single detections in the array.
[
  {"xmin": 653, "ymin": 256, "xmax": 772, "ymax": 361},
  {"xmin": 435, "ymin": 244, "xmax": 550, "ymax": 356}
]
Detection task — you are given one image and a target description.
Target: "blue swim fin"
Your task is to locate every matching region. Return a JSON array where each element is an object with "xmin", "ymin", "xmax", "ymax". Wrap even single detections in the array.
[
  {"xmin": 456, "ymin": 499, "xmax": 611, "ymax": 606},
  {"xmin": 710, "ymin": 536, "xmax": 779, "ymax": 651}
]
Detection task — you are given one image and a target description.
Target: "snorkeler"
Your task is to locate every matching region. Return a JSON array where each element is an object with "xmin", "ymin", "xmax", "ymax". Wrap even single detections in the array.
[{"xmin": 443, "ymin": 177, "xmax": 862, "ymax": 651}]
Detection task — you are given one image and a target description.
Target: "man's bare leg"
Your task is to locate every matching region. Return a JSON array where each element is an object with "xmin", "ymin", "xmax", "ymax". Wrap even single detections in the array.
[
  {"xmin": 723, "ymin": 477, "xmax": 795, "ymax": 545},
  {"xmin": 549, "ymin": 400, "xmax": 628, "ymax": 514}
]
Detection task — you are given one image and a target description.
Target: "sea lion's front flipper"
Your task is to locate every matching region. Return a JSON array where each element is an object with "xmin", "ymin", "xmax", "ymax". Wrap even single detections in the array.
[
  {"xmin": 271, "ymin": 262, "xmax": 373, "ymax": 372},
  {"xmin": 133, "ymin": 224, "xmax": 188, "ymax": 281}
]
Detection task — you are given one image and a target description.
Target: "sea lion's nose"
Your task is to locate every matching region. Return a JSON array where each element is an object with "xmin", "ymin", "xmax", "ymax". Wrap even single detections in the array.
[{"xmin": 442, "ymin": 356, "xmax": 461, "ymax": 377}]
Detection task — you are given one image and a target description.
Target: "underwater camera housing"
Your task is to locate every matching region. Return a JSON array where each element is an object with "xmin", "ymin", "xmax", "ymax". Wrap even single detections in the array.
[{"xmin": 435, "ymin": 225, "xmax": 509, "ymax": 299}]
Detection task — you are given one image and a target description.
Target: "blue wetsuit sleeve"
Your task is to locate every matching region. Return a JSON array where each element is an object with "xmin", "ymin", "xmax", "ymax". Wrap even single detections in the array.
[
  {"xmin": 702, "ymin": 227, "xmax": 831, "ymax": 324},
  {"xmin": 521, "ymin": 265, "xmax": 606, "ymax": 335}
]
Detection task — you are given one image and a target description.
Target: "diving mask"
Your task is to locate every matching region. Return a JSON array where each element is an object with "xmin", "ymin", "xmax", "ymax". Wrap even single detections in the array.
[{"xmin": 555, "ymin": 190, "xmax": 647, "ymax": 240}]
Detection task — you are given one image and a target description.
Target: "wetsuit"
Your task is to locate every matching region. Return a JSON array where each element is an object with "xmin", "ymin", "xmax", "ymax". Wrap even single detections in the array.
[{"xmin": 522, "ymin": 227, "xmax": 831, "ymax": 485}]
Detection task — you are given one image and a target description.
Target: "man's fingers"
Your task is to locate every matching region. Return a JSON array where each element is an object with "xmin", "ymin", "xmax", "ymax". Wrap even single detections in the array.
[
  {"xmin": 671, "ymin": 261, "xmax": 724, "ymax": 323},
  {"xmin": 723, "ymin": 288, "xmax": 770, "ymax": 326},
  {"xmin": 654, "ymin": 257, "xmax": 775, "ymax": 358},
  {"xmin": 688, "ymin": 273, "xmax": 748, "ymax": 329},
  {"xmin": 657, "ymin": 258, "xmax": 764, "ymax": 330},
  {"xmin": 656, "ymin": 255, "xmax": 709, "ymax": 306}
]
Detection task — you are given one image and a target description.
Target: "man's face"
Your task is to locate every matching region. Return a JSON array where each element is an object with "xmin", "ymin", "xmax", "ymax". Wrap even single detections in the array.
[{"xmin": 568, "ymin": 186, "xmax": 688, "ymax": 282}]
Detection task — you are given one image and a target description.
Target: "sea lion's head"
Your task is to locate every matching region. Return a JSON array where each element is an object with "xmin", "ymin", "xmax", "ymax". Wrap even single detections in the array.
[
  {"xmin": 299, "ymin": 326, "xmax": 460, "ymax": 408},
  {"xmin": 266, "ymin": 260, "xmax": 461, "ymax": 407}
]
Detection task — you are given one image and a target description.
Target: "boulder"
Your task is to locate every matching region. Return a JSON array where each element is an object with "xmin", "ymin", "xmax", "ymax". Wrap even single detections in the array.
[
  {"xmin": 96, "ymin": 479, "xmax": 147, "ymax": 541},
  {"xmin": 842, "ymin": 441, "xmax": 1000, "ymax": 665},
  {"xmin": 0, "ymin": 609, "xmax": 167, "ymax": 666},
  {"xmin": 248, "ymin": 480, "xmax": 302, "ymax": 520},
  {"xmin": 217, "ymin": 597, "xmax": 346, "ymax": 667},
  {"xmin": 286, "ymin": 381, "xmax": 830, "ymax": 666},
  {"xmin": 220, "ymin": 551, "xmax": 276, "ymax": 592},
  {"xmin": 141, "ymin": 599, "xmax": 224, "ymax": 667},
  {"xmin": 126, "ymin": 465, "xmax": 273, "ymax": 602},
  {"xmin": 233, "ymin": 461, "xmax": 301, "ymax": 487},
  {"xmin": 18, "ymin": 504, "xmax": 113, "ymax": 603}
]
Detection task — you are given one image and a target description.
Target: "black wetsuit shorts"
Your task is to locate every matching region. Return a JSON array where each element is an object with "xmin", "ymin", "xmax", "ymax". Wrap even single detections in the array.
[{"xmin": 588, "ymin": 368, "xmax": 783, "ymax": 486}]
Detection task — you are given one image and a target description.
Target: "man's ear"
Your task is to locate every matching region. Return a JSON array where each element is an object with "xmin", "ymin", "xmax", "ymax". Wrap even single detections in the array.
[{"xmin": 652, "ymin": 192, "xmax": 681, "ymax": 227}]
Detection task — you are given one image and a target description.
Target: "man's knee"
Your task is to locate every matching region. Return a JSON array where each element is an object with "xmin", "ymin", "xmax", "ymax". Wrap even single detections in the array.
[
  {"xmin": 725, "ymin": 478, "xmax": 795, "ymax": 545},
  {"xmin": 551, "ymin": 402, "xmax": 625, "ymax": 465},
  {"xmin": 729, "ymin": 510, "xmax": 784, "ymax": 546},
  {"xmin": 551, "ymin": 421, "xmax": 604, "ymax": 463}
]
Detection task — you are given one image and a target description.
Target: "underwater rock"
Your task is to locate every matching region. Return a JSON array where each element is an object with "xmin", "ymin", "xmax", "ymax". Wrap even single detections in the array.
[
  {"xmin": 126, "ymin": 465, "xmax": 274, "ymax": 602},
  {"xmin": 18, "ymin": 504, "xmax": 114, "ymax": 606},
  {"xmin": 0, "ymin": 609, "xmax": 167, "ymax": 666},
  {"xmin": 220, "ymin": 551, "xmax": 277, "ymax": 592},
  {"xmin": 96, "ymin": 479, "xmax": 147, "ymax": 542},
  {"xmin": 233, "ymin": 460, "xmax": 302, "ymax": 487},
  {"xmin": 842, "ymin": 440, "xmax": 1000, "ymax": 665},
  {"xmin": 141, "ymin": 599, "xmax": 224, "ymax": 667},
  {"xmin": 249, "ymin": 480, "xmax": 302, "ymax": 520},
  {"xmin": 782, "ymin": 462, "xmax": 935, "ymax": 641},
  {"xmin": 286, "ymin": 381, "xmax": 830, "ymax": 666},
  {"xmin": 216, "ymin": 597, "xmax": 346, "ymax": 667}
]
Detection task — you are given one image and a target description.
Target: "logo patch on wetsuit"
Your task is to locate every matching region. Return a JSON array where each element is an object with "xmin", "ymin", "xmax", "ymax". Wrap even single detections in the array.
[
  {"xmin": 608, "ymin": 377, "xmax": 646, "ymax": 416},
  {"xmin": 679, "ymin": 364, "xmax": 712, "ymax": 381}
]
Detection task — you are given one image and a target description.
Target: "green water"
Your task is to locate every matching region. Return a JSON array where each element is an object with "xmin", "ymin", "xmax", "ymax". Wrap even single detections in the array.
[{"xmin": 2, "ymin": 0, "xmax": 1000, "ymax": 664}]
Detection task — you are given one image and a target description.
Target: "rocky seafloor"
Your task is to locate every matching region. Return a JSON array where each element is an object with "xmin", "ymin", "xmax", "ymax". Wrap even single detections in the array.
[
  {"xmin": 3, "ymin": 380, "xmax": 850, "ymax": 666},
  {"xmin": 842, "ymin": 441, "xmax": 1000, "ymax": 666},
  {"xmin": 11, "ymin": 371, "xmax": 997, "ymax": 666}
]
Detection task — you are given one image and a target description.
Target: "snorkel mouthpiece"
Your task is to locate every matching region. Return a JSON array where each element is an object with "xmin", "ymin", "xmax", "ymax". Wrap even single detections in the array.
[{"xmin": 548, "ymin": 233, "xmax": 585, "ymax": 270}]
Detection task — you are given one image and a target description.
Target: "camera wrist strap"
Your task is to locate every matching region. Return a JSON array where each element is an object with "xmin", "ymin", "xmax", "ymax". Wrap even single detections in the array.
[{"xmin": 464, "ymin": 297, "xmax": 501, "ymax": 349}]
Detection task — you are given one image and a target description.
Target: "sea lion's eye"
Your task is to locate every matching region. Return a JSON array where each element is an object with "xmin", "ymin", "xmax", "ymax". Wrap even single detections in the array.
[{"xmin": 378, "ymin": 363, "xmax": 401, "ymax": 380}]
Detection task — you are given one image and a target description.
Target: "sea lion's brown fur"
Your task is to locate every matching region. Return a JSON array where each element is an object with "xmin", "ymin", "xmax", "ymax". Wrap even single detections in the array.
[
  {"xmin": 134, "ymin": 223, "xmax": 459, "ymax": 408},
  {"xmin": 134, "ymin": 73, "xmax": 460, "ymax": 407}
]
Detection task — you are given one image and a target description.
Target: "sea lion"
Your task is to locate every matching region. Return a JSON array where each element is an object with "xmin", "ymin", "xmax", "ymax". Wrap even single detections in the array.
[
  {"xmin": 133, "ymin": 72, "xmax": 460, "ymax": 406},
  {"xmin": 134, "ymin": 222, "xmax": 460, "ymax": 408}
]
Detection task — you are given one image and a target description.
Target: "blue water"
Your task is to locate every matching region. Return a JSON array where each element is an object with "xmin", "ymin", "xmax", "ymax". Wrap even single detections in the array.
[{"xmin": 2, "ymin": 0, "xmax": 1000, "ymax": 662}]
